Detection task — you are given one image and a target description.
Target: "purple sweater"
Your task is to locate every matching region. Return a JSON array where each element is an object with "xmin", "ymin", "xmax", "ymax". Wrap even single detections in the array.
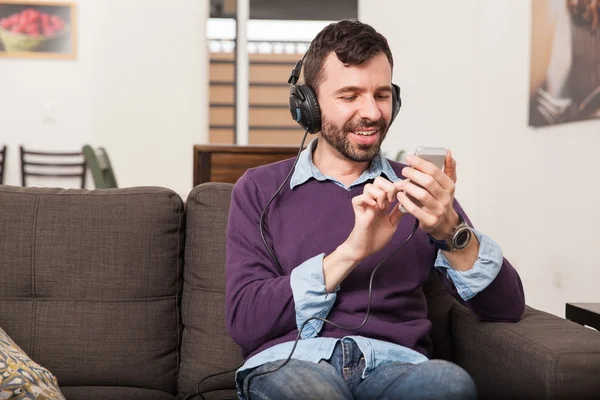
[{"xmin": 225, "ymin": 158, "xmax": 525, "ymax": 359}]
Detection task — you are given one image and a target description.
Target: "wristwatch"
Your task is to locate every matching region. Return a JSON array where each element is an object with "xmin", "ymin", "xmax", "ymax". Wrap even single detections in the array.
[{"xmin": 428, "ymin": 214, "xmax": 472, "ymax": 252}]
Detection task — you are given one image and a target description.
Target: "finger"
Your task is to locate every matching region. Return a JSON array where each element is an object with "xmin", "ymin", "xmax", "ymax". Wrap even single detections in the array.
[
  {"xmin": 406, "ymin": 155, "xmax": 454, "ymax": 190},
  {"xmin": 401, "ymin": 167, "xmax": 445, "ymax": 202},
  {"xmin": 444, "ymin": 150, "xmax": 457, "ymax": 183},
  {"xmin": 397, "ymin": 192, "xmax": 428, "ymax": 222},
  {"xmin": 391, "ymin": 180, "xmax": 405, "ymax": 205},
  {"xmin": 387, "ymin": 201, "xmax": 405, "ymax": 226},
  {"xmin": 393, "ymin": 179, "xmax": 405, "ymax": 192},
  {"xmin": 373, "ymin": 176, "xmax": 399, "ymax": 203},
  {"xmin": 400, "ymin": 180, "xmax": 436, "ymax": 211},
  {"xmin": 364, "ymin": 183, "xmax": 388, "ymax": 210},
  {"xmin": 352, "ymin": 193, "xmax": 377, "ymax": 208}
]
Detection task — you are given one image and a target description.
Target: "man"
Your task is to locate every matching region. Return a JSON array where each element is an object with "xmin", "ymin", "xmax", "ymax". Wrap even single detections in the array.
[{"xmin": 225, "ymin": 19, "xmax": 524, "ymax": 400}]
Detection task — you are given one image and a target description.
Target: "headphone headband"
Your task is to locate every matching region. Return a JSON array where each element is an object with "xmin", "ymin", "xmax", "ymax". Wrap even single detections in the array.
[{"xmin": 288, "ymin": 58, "xmax": 303, "ymax": 86}]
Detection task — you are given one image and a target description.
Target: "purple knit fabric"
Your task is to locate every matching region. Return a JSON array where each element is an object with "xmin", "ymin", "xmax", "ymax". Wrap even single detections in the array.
[{"xmin": 225, "ymin": 158, "xmax": 525, "ymax": 359}]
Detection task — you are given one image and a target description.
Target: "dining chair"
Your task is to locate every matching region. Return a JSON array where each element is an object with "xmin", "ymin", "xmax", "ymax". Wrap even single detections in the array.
[
  {"xmin": 20, "ymin": 145, "xmax": 87, "ymax": 188},
  {"xmin": 82, "ymin": 145, "xmax": 118, "ymax": 189}
]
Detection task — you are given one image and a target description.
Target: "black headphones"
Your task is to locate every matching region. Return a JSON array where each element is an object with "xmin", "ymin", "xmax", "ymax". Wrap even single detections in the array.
[{"xmin": 288, "ymin": 57, "xmax": 402, "ymax": 134}]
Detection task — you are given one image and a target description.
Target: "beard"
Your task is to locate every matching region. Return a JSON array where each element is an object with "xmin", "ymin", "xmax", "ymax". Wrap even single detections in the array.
[{"xmin": 319, "ymin": 115, "xmax": 389, "ymax": 162}]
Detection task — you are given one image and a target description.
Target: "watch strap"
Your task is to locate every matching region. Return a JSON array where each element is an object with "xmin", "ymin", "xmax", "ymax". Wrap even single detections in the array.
[{"xmin": 428, "ymin": 213, "xmax": 465, "ymax": 251}]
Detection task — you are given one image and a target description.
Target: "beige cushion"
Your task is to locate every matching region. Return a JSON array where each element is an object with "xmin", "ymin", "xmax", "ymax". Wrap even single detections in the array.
[{"xmin": 0, "ymin": 327, "xmax": 65, "ymax": 399}]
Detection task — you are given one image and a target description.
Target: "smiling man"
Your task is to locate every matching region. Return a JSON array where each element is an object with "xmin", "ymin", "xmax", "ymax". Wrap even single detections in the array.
[{"xmin": 225, "ymin": 19, "xmax": 525, "ymax": 400}]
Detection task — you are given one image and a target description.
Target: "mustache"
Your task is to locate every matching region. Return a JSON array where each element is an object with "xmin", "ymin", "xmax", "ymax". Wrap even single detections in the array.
[{"xmin": 343, "ymin": 117, "xmax": 387, "ymax": 132}]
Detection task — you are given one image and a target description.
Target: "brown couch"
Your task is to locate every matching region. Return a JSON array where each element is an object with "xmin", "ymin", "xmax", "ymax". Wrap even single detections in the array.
[{"xmin": 1, "ymin": 183, "xmax": 599, "ymax": 400}]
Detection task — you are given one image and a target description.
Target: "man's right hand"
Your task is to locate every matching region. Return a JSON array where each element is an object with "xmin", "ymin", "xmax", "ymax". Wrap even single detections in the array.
[
  {"xmin": 323, "ymin": 177, "xmax": 405, "ymax": 293},
  {"xmin": 345, "ymin": 176, "xmax": 405, "ymax": 262}
]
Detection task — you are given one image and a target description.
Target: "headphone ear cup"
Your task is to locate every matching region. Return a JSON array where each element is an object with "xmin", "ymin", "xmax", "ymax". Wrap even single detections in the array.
[
  {"xmin": 391, "ymin": 83, "xmax": 401, "ymax": 124},
  {"xmin": 296, "ymin": 85, "xmax": 321, "ymax": 134},
  {"xmin": 289, "ymin": 85, "xmax": 305, "ymax": 129}
]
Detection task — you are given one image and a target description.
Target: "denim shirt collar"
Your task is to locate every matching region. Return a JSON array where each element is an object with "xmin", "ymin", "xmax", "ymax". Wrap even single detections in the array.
[{"xmin": 289, "ymin": 138, "xmax": 401, "ymax": 190}]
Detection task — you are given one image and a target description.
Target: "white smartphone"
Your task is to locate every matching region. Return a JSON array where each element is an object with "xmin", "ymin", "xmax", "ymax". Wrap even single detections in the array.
[{"xmin": 399, "ymin": 146, "xmax": 448, "ymax": 212}]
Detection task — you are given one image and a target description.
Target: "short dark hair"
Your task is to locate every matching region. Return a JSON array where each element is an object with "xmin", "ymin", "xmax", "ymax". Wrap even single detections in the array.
[{"xmin": 303, "ymin": 19, "xmax": 394, "ymax": 94}]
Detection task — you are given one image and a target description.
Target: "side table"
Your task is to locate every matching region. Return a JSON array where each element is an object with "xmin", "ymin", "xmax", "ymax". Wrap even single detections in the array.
[
  {"xmin": 193, "ymin": 144, "xmax": 300, "ymax": 186},
  {"xmin": 566, "ymin": 303, "xmax": 600, "ymax": 331}
]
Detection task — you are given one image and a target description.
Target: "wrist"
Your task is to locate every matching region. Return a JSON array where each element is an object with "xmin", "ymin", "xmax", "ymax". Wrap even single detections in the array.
[
  {"xmin": 323, "ymin": 242, "xmax": 362, "ymax": 293},
  {"xmin": 431, "ymin": 210, "xmax": 460, "ymax": 240},
  {"xmin": 428, "ymin": 212, "xmax": 473, "ymax": 252},
  {"xmin": 337, "ymin": 240, "xmax": 365, "ymax": 265}
]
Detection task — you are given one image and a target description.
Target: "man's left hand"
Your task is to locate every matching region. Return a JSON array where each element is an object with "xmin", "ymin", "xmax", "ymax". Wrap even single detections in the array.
[{"xmin": 397, "ymin": 150, "xmax": 459, "ymax": 240}]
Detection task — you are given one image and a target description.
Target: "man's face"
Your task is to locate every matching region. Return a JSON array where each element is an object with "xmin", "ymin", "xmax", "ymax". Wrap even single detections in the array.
[{"xmin": 317, "ymin": 51, "xmax": 394, "ymax": 162}]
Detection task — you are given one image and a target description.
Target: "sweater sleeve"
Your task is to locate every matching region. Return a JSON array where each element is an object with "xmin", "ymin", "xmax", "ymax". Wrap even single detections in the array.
[
  {"xmin": 437, "ymin": 200, "xmax": 525, "ymax": 322},
  {"xmin": 225, "ymin": 172, "xmax": 297, "ymax": 356}
]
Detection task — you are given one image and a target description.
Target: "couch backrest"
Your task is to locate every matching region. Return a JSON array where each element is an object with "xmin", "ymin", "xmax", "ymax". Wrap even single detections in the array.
[
  {"xmin": 179, "ymin": 182, "xmax": 455, "ymax": 396},
  {"xmin": 0, "ymin": 185, "xmax": 184, "ymax": 395},
  {"xmin": 179, "ymin": 183, "xmax": 242, "ymax": 396}
]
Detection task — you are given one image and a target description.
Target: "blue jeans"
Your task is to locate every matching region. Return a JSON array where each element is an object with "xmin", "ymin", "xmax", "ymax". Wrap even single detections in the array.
[{"xmin": 240, "ymin": 339, "xmax": 477, "ymax": 400}]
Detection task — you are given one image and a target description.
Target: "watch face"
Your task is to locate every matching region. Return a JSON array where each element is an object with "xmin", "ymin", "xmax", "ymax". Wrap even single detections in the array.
[{"xmin": 454, "ymin": 228, "xmax": 472, "ymax": 248}]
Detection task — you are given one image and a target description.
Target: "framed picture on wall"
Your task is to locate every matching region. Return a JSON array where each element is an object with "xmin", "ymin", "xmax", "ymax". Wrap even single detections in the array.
[
  {"xmin": 0, "ymin": 0, "xmax": 76, "ymax": 59},
  {"xmin": 529, "ymin": 0, "xmax": 600, "ymax": 127}
]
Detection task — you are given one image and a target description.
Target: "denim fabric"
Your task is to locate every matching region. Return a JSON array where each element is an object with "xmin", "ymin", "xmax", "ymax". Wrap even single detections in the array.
[
  {"xmin": 240, "ymin": 339, "xmax": 477, "ymax": 400},
  {"xmin": 289, "ymin": 253, "xmax": 339, "ymax": 338},
  {"xmin": 328, "ymin": 338, "xmax": 367, "ymax": 392},
  {"xmin": 434, "ymin": 229, "xmax": 503, "ymax": 300},
  {"xmin": 236, "ymin": 335, "xmax": 428, "ymax": 388},
  {"xmin": 289, "ymin": 138, "xmax": 400, "ymax": 190}
]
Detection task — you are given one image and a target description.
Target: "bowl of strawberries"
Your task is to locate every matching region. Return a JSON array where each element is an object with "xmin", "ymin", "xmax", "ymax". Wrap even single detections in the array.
[{"xmin": 0, "ymin": 8, "xmax": 67, "ymax": 52}]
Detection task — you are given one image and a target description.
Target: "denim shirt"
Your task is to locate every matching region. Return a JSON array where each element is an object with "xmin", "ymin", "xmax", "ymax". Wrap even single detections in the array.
[{"xmin": 235, "ymin": 139, "xmax": 503, "ymax": 392}]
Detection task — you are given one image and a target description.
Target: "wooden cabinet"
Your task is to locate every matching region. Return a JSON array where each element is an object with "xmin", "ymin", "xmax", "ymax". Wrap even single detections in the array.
[{"xmin": 193, "ymin": 144, "xmax": 300, "ymax": 186}]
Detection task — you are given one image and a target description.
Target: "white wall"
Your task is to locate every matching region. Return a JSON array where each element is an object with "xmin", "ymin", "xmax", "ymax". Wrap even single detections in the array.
[
  {"xmin": 361, "ymin": 0, "xmax": 600, "ymax": 317},
  {"xmin": 0, "ymin": 0, "xmax": 209, "ymax": 199},
  {"xmin": 2, "ymin": 0, "xmax": 597, "ymax": 317}
]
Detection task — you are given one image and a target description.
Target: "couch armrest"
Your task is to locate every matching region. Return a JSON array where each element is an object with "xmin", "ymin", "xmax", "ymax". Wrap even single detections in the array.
[{"xmin": 450, "ymin": 303, "xmax": 600, "ymax": 400}]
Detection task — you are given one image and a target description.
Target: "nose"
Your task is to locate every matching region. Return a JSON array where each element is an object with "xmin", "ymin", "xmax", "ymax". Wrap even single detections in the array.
[{"xmin": 357, "ymin": 95, "xmax": 382, "ymax": 122}]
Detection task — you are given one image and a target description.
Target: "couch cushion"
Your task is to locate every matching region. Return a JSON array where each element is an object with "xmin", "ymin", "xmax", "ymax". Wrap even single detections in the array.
[
  {"xmin": 0, "ymin": 327, "xmax": 65, "ymax": 399},
  {"xmin": 422, "ymin": 269, "xmax": 455, "ymax": 361},
  {"xmin": 179, "ymin": 183, "xmax": 242, "ymax": 397},
  {"xmin": 60, "ymin": 386, "xmax": 178, "ymax": 400},
  {"xmin": 0, "ymin": 186, "xmax": 184, "ymax": 395}
]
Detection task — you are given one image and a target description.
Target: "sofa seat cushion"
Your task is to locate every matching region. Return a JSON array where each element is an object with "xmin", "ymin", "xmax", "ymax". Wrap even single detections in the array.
[
  {"xmin": 0, "ymin": 327, "xmax": 65, "ymax": 399},
  {"xmin": 60, "ymin": 386, "xmax": 178, "ymax": 400}
]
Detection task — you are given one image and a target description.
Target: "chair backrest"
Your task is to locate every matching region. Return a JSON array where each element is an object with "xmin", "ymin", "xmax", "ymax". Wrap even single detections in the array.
[
  {"xmin": 0, "ymin": 145, "xmax": 6, "ymax": 185},
  {"xmin": 82, "ymin": 145, "xmax": 118, "ymax": 189},
  {"xmin": 20, "ymin": 146, "xmax": 87, "ymax": 189}
]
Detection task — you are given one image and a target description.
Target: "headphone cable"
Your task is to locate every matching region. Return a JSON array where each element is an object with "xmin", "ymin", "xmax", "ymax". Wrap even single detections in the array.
[
  {"xmin": 187, "ymin": 129, "xmax": 419, "ymax": 399},
  {"xmin": 245, "ymin": 217, "xmax": 419, "ymax": 399},
  {"xmin": 182, "ymin": 360, "xmax": 246, "ymax": 400},
  {"xmin": 259, "ymin": 129, "xmax": 310, "ymax": 273},
  {"xmin": 183, "ymin": 130, "xmax": 309, "ymax": 400}
]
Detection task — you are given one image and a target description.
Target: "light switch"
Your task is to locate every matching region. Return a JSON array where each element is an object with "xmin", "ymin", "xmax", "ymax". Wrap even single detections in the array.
[{"xmin": 42, "ymin": 101, "xmax": 56, "ymax": 124}]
